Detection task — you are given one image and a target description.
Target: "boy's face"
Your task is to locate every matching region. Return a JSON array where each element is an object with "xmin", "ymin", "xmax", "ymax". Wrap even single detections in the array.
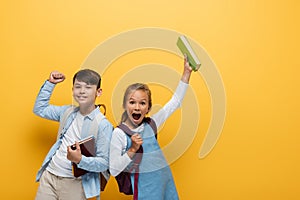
[
  {"xmin": 72, "ymin": 79, "xmax": 101, "ymax": 107},
  {"xmin": 124, "ymin": 89, "xmax": 149, "ymax": 128}
]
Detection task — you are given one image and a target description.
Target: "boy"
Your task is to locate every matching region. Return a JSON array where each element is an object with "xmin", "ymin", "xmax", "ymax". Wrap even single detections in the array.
[{"xmin": 33, "ymin": 69, "xmax": 113, "ymax": 200}]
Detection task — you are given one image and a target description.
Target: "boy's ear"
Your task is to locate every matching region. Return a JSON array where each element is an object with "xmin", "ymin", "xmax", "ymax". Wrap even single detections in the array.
[{"xmin": 96, "ymin": 88, "xmax": 102, "ymax": 97}]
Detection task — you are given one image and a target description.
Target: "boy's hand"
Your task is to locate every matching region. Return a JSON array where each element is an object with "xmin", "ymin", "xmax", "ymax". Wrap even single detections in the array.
[
  {"xmin": 67, "ymin": 142, "xmax": 82, "ymax": 164},
  {"xmin": 48, "ymin": 71, "xmax": 65, "ymax": 84},
  {"xmin": 181, "ymin": 54, "xmax": 193, "ymax": 83}
]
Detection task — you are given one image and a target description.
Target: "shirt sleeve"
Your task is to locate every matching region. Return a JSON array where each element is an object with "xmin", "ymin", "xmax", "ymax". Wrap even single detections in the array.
[
  {"xmin": 33, "ymin": 80, "xmax": 68, "ymax": 121},
  {"xmin": 109, "ymin": 128, "xmax": 132, "ymax": 176},
  {"xmin": 152, "ymin": 80, "xmax": 189, "ymax": 128},
  {"xmin": 78, "ymin": 119, "xmax": 113, "ymax": 173}
]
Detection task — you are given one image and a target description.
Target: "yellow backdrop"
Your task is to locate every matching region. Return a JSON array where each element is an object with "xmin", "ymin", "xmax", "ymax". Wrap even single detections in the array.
[{"xmin": 1, "ymin": 0, "xmax": 300, "ymax": 199}]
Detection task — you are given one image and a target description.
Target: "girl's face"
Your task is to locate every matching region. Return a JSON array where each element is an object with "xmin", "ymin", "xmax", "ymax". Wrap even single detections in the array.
[
  {"xmin": 72, "ymin": 79, "xmax": 101, "ymax": 107},
  {"xmin": 124, "ymin": 89, "xmax": 150, "ymax": 128}
]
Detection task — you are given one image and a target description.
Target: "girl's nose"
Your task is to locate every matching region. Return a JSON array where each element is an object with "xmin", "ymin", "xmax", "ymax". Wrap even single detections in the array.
[{"xmin": 134, "ymin": 104, "xmax": 140, "ymax": 110}]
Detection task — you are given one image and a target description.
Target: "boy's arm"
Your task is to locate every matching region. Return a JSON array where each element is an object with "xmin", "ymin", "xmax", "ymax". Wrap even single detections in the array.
[
  {"xmin": 33, "ymin": 71, "xmax": 67, "ymax": 121},
  {"xmin": 48, "ymin": 71, "xmax": 66, "ymax": 84},
  {"xmin": 77, "ymin": 120, "xmax": 114, "ymax": 173}
]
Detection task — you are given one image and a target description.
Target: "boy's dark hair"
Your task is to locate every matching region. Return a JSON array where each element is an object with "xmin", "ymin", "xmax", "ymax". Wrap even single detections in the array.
[{"xmin": 73, "ymin": 69, "xmax": 101, "ymax": 89}]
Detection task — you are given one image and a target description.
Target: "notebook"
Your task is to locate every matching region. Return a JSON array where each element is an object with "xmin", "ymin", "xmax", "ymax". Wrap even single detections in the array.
[
  {"xmin": 71, "ymin": 136, "xmax": 95, "ymax": 177},
  {"xmin": 177, "ymin": 35, "xmax": 201, "ymax": 71}
]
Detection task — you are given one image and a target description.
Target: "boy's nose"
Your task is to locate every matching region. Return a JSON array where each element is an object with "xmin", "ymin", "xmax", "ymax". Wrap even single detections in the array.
[{"xmin": 80, "ymin": 88, "xmax": 86, "ymax": 93}]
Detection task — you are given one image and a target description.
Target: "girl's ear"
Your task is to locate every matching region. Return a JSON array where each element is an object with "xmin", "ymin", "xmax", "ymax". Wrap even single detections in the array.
[{"xmin": 146, "ymin": 106, "xmax": 151, "ymax": 114}]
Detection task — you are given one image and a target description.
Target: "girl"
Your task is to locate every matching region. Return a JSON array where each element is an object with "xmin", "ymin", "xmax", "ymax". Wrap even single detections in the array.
[{"xmin": 110, "ymin": 56, "xmax": 194, "ymax": 200}]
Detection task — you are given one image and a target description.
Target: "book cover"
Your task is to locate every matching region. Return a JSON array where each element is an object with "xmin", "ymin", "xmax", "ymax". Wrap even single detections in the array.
[
  {"xmin": 176, "ymin": 35, "xmax": 201, "ymax": 71},
  {"xmin": 71, "ymin": 136, "xmax": 95, "ymax": 177}
]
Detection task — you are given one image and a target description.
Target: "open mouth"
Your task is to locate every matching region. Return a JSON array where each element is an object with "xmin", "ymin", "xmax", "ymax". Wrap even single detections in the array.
[{"xmin": 132, "ymin": 113, "xmax": 142, "ymax": 120}]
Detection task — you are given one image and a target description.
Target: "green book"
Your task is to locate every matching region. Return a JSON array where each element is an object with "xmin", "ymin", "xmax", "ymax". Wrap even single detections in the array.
[{"xmin": 177, "ymin": 35, "xmax": 201, "ymax": 71}]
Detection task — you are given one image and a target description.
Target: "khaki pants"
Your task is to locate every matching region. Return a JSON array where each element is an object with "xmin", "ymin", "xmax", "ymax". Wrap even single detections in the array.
[{"xmin": 35, "ymin": 170, "xmax": 86, "ymax": 200}]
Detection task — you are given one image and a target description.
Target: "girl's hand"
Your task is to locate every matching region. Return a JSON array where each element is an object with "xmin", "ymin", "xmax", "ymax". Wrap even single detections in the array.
[
  {"xmin": 127, "ymin": 133, "xmax": 143, "ymax": 158},
  {"xmin": 181, "ymin": 54, "xmax": 193, "ymax": 83},
  {"xmin": 48, "ymin": 71, "xmax": 66, "ymax": 84}
]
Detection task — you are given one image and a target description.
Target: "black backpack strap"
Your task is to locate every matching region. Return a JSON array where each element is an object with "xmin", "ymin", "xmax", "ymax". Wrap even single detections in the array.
[
  {"xmin": 117, "ymin": 123, "xmax": 144, "ymax": 167},
  {"xmin": 116, "ymin": 118, "xmax": 158, "ymax": 197},
  {"xmin": 117, "ymin": 123, "xmax": 135, "ymax": 137},
  {"xmin": 117, "ymin": 123, "xmax": 143, "ymax": 164},
  {"xmin": 117, "ymin": 118, "xmax": 157, "ymax": 139},
  {"xmin": 116, "ymin": 123, "xmax": 143, "ymax": 199}
]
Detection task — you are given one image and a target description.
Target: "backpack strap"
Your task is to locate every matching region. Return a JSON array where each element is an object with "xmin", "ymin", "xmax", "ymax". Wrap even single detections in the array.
[
  {"xmin": 117, "ymin": 123, "xmax": 143, "ymax": 200},
  {"xmin": 57, "ymin": 106, "xmax": 75, "ymax": 140},
  {"xmin": 143, "ymin": 117, "xmax": 157, "ymax": 139},
  {"xmin": 116, "ymin": 117, "xmax": 156, "ymax": 200},
  {"xmin": 118, "ymin": 117, "xmax": 157, "ymax": 136},
  {"xmin": 117, "ymin": 117, "xmax": 157, "ymax": 160},
  {"xmin": 57, "ymin": 105, "xmax": 106, "ymax": 140},
  {"xmin": 88, "ymin": 109, "xmax": 110, "ymax": 193},
  {"xmin": 89, "ymin": 112, "xmax": 105, "ymax": 138},
  {"xmin": 117, "ymin": 123, "xmax": 144, "ymax": 171}
]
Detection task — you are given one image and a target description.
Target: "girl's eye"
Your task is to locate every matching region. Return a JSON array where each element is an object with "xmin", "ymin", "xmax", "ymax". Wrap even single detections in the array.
[
  {"xmin": 141, "ymin": 102, "xmax": 146, "ymax": 105},
  {"xmin": 129, "ymin": 101, "xmax": 135, "ymax": 104}
]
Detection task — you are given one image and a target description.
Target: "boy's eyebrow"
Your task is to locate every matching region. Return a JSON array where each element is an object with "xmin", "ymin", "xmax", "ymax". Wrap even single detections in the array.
[
  {"xmin": 74, "ymin": 83, "xmax": 83, "ymax": 86},
  {"xmin": 74, "ymin": 82, "xmax": 93, "ymax": 86}
]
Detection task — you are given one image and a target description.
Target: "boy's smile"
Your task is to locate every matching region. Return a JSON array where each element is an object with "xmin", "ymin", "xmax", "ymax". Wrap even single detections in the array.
[{"xmin": 72, "ymin": 79, "xmax": 101, "ymax": 112}]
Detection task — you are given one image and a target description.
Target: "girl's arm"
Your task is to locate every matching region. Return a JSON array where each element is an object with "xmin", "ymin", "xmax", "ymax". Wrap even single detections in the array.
[
  {"xmin": 152, "ymin": 56, "xmax": 193, "ymax": 128},
  {"xmin": 109, "ymin": 128, "xmax": 133, "ymax": 176},
  {"xmin": 181, "ymin": 55, "xmax": 193, "ymax": 83}
]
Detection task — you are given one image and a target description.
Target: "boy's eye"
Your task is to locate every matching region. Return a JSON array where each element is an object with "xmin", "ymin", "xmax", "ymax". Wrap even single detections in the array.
[
  {"xmin": 129, "ymin": 101, "xmax": 135, "ymax": 104},
  {"xmin": 141, "ymin": 102, "xmax": 146, "ymax": 105}
]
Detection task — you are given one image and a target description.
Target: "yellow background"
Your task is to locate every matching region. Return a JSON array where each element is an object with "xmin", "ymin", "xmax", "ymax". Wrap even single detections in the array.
[{"xmin": 1, "ymin": 0, "xmax": 300, "ymax": 199}]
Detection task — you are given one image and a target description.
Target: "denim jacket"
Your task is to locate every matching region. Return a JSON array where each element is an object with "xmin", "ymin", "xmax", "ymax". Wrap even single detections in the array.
[{"xmin": 33, "ymin": 81, "xmax": 113, "ymax": 199}]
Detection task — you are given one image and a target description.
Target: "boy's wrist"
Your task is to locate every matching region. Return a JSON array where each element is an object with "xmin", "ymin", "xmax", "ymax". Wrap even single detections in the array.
[
  {"xmin": 47, "ymin": 79, "xmax": 56, "ymax": 85},
  {"xmin": 75, "ymin": 155, "xmax": 82, "ymax": 165}
]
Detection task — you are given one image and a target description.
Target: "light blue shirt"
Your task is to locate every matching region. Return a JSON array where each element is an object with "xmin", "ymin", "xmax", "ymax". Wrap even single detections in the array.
[{"xmin": 33, "ymin": 80, "xmax": 113, "ymax": 199}]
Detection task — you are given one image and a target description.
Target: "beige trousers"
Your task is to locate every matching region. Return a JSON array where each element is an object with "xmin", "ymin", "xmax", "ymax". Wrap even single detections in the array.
[{"xmin": 35, "ymin": 170, "xmax": 86, "ymax": 200}]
